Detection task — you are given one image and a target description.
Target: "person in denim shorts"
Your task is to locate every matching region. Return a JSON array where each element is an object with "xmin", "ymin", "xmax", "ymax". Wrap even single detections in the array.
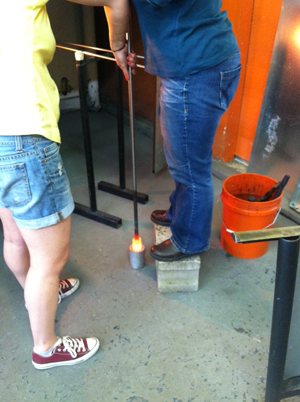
[
  {"xmin": 0, "ymin": 0, "xmax": 132, "ymax": 369},
  {"xmin": 124, "ymin": 0, "xmax": 242, "ymax": 261}
]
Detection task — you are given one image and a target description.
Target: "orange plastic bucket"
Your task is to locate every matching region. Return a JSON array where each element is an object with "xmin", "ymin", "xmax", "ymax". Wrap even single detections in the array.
[{"xmin": 220, "ymin": 173, "xmax": 282, "ymax": 259}]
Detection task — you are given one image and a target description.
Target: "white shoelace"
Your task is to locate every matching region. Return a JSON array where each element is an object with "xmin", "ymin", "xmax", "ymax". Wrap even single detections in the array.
[
  {"xmin": 59, "ymin": 279, "xmax": 69, "ymax": 293},
  {"xmin": 62, "ymin": 336, "xmax": 86, "ymax": 358},
  {"xmin": 58, "ymin": 280, "xmax": 70, "ymax": 303}
]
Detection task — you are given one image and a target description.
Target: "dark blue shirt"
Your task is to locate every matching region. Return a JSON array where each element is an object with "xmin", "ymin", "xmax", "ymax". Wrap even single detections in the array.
[{"xmin": 132, "ymin": 0, "xmax": 240, "ymax": 77}]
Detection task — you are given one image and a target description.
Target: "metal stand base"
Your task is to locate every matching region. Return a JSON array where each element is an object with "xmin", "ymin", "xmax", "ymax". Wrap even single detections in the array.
[
  {"xmin": 281, "ymin": 375, "xmax": 300, "ymax": 399},
  {"xmin": 98, "ymin": 181, "xmax": 148, "ymax": 204},
  {"xmin": 97, "ymin": 65, "xmax": 149, "ymax": 207},
  {"xmin": 74, "ymin": 203, "xmax": 121, "ymax": 229}
]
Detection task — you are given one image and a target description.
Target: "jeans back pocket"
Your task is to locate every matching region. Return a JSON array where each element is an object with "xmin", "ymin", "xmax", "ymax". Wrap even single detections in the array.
[
  {"xmin": 0, "ymin": 163, "xmax": 31, "ymax": 207},
  {"xmin": 220, "ymin": 64, "xmax": 242, "ymax": 110}
]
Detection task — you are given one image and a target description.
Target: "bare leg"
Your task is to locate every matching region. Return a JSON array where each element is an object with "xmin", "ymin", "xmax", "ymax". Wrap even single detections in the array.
[
  {"xmin": 1, "ymin": 210, "xmax": 99, "ymax": 367},
  {"xmin": 1, "ymin": 208, "xmax": 73, "ymax": 352},
  {"xmin": 20, "ymin": 216, "xmax": 72, "ymax": 352},
  {"xmin": 0, "ymin": 208, "xmax": 30, "ymax": 288}
]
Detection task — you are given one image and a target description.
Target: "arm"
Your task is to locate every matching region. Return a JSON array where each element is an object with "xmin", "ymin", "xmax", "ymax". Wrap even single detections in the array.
[{"xmin": 67, "ymin": 0, "xmax": 132, "ymax": 79}]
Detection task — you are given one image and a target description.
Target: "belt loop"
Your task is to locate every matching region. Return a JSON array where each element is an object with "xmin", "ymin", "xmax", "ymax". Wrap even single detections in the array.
[{"xmin": 15, "ymin": 136, "xmax": 23, "ymax": 153}]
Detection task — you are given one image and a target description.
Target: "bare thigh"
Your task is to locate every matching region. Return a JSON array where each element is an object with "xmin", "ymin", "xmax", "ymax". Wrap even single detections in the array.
[
  {"xmin": 19, "ymin": 216, "xmax": 72, "ymax": 273},
  {"xmin": 0, "ymin": 208, "xmax": 27, "ymax": 248}
]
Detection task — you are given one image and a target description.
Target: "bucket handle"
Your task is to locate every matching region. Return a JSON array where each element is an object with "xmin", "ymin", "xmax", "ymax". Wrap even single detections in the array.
[{"xmin": 223, "ymin": 208, "xmax": 281, "ymax": 234}]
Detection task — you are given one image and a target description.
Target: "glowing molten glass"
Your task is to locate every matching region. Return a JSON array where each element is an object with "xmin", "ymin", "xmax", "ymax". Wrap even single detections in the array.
[
  {"xmin": 293, "ymin": 27, "xmax": 300, "ymax": 49},
  {"xmin": 132, "ymin": 236, "xmax": 143, "ymax": 252}
]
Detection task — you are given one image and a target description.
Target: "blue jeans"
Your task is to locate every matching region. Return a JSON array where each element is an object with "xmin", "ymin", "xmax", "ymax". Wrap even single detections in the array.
[{"xmin": 159, "ymin": 54, "xmax": 241, "ymax": 254}]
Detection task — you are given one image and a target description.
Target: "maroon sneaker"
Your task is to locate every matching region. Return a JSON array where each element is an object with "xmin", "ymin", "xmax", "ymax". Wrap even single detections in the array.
[
  {"xmin": 58, "ymin": 278, "xmax": 80, "ymax": 303},
  {"xmin": 32, "ymin": 336, "xmax": 100, "ymax": 369}
]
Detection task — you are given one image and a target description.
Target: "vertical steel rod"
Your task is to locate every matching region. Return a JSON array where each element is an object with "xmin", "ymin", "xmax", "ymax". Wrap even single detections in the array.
[
  {"xmin": 127, "ymin": 19, "xmax": 139, "ymax": 238},
  {"xmin": 116, "ymin": 65, "xmax": 126, "ymax": 190},
  {"xmin": 265, "ymin": 236, "xmax": 300, "ymax": 402},
  {"xmin": 76, "ymin": 57, "xmax": 97, "ymax": 212}
]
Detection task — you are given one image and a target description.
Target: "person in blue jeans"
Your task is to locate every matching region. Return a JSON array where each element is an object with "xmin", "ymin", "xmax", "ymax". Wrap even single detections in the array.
[{"xmin": 127, "ymin": 0, "xmax": 242, "ymax": 261}]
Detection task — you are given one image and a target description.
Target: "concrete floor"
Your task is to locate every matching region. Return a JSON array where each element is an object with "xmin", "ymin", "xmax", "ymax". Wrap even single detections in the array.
[{"xmin": 0, "ymin": 109, "xmax": 300, "ymax": 402}]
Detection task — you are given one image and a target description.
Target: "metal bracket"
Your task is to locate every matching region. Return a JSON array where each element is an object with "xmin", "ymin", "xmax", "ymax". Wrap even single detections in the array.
[{"xmin": 289, "ymin": 176, "xmax": 300, "ymax": 213}]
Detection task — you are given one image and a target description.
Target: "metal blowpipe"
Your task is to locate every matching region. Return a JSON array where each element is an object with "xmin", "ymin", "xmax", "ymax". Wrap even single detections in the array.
[{"xmin": 127, "ymin": 19, "xmax": 145, "ymax": 270}]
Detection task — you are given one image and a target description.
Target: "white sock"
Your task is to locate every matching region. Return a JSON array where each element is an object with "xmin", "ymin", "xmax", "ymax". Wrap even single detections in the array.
[{"xmin": 33, "ymin": 336, "xmax": 61, "ymax": 357}]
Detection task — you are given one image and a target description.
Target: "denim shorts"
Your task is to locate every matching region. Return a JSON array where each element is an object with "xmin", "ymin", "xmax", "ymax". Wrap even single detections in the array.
[{"xmin": 0, "ymin": 135, "xmax": 74, "ymax": 229}]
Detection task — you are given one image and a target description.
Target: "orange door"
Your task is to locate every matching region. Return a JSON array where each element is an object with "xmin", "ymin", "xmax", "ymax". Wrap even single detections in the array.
[{"xmin": 213, "ymin": 0, "xmax": 284, "ymax": 163}]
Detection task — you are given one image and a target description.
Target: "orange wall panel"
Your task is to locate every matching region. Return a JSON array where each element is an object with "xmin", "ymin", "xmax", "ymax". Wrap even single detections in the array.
[
  {"xmin": 235, "ymin": 0, "xmax": 283, "ymax": 161},
  {"xmin": 213, "ymin": 0, "xmax": 254, "ymax": 162},
  {"xmin": 213, "ymin": 0, "xmax": 283, "ymax": 163}
]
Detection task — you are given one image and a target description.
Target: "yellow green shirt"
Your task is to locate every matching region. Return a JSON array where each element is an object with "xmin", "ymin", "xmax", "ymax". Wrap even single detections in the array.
[{"xmin": 0, "ymin": 0, "xmax": 61, "ymax": 143}]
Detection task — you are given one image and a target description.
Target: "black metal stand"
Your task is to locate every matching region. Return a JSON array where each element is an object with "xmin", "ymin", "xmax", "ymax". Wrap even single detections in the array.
[
  {"xmin": 232, "ymin": 227, "xmax": 300, "ymax": 401},
  {"xmin": 75, "ymin": 57, "xmax": 121, "ymax": 229},
  {"xmin": 97, "ymin": 66, "xmax": 149, "ymax": 205},
  {"xmin": 265, "ymin": 236, "xmax": 300, "ymax": 402}
]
